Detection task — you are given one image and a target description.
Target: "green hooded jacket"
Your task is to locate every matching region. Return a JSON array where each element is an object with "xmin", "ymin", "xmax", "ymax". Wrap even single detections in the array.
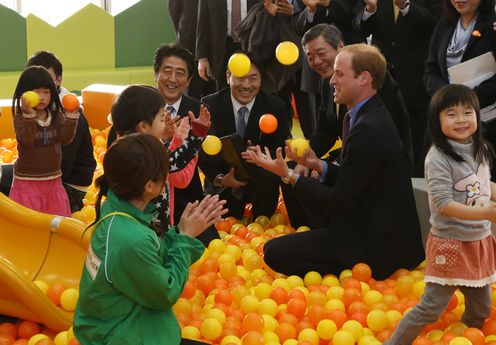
[{"xmin": 74, "ymin": 190, "xmax": 205, "ymax": 345}]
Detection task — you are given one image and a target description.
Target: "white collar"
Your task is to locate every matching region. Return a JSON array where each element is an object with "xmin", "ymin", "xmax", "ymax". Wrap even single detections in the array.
[
  {"xmin": 165, "ymin": 97, "xmax": 182, "ymax": 116},
  {"xmin": 231, "ymin": 95, "xmax": 255, "ymax": 116}
]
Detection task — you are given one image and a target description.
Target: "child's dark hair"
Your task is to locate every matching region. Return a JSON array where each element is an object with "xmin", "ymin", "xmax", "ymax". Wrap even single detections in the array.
[
  {"xmin": 153, "ymin": 43, "xmax": 195, "ymax": 78},
  {"xmin": 12, "ymin": 66, "xmax": 62, "ymax": 116},
  {"xmin": 26, "ymin": 50, "xmax": 63, "ymax": 77},
  {"xmin": 428, "ymin": 84, "xmax": 494, "ymax": 164},
  {"xmin": 111, "ymin": 85, "xmax": 165, "ymax": 136},
  {"xmin": 89, "ymin": 133, "xmax": 170, "ymax": 228}
]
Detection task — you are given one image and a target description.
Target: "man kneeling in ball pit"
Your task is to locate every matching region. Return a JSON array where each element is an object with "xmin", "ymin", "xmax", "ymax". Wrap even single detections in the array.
[{"xmin": 243, "ymin": 44, "xmax": 425, "ymax": 280}]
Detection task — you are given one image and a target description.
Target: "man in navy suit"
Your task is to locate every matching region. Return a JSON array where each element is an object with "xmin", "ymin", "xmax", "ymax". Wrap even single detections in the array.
[
  {"xmin": 244, "ymin": 44, "xmax": 424, "ymax": 279},
  {"xmin": 200, "ymin": 55, "xmax": 291, "ymax": 219}
]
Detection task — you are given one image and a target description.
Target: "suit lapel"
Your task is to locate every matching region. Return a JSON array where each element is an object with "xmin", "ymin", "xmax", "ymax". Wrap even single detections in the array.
[
  {"xmin": 177, "ymin": 96, "xmax": 190, "ymax": 118},
  {"xmin": 245, "ymin": 95, "xmax": 262, "ymax": 141},
  {"xmin": 221, "ymin": 91, "xmax": 237, "ymax": 136},
  {"xmin": 463, "ymin": 16, "xmax": 486, "ymax": 60},
  {"xmin": 438, "ymin": 23, "xmax": 455, "ymax": 79}
]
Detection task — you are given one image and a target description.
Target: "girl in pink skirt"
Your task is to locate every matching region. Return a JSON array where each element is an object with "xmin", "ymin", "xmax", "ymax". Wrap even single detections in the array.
[
  {"xmin": 385, "ymin": 85, "xmax": 496, "ymax": 344},
  {"xmin": 9, "ymin": 66, "xmax": 79, "ymax": 217}
]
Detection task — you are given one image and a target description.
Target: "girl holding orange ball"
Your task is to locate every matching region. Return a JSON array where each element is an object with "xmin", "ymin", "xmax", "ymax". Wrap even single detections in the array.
[{"xmin": 9, "ymin": 66, "xmax": 79, "ymax": 216}]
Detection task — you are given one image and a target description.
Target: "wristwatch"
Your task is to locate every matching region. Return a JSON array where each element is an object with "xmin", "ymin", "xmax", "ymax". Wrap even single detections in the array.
[
  {"xmin": 213, "ymin": 174, "xmax": 224, "ymax": 187},
  {"xmin": 281, "ymin": 169, "xmax": 295, "ymax": 184}
]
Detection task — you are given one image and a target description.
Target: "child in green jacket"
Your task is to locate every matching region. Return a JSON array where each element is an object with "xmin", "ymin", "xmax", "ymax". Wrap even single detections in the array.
[{"xmin": 74, "ymin": 133, "xmax": 227, "ymax": 345}]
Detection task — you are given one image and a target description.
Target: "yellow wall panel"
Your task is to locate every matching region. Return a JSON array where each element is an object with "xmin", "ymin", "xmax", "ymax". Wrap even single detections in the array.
[{"xmin": 26, "ymin": 4, "xmax": 114, "ymax": 70}]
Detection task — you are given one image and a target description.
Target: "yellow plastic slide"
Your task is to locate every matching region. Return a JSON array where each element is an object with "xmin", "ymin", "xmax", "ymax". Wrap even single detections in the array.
[{"xmin": 0, "ymin": 192, "xmax": 90, "ymax": 332}]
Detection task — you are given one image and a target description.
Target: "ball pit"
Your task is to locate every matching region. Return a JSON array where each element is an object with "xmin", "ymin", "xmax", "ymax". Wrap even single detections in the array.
[{"xmin": 1, "ymin": 129, "xmax": 496, "ymax": 344}]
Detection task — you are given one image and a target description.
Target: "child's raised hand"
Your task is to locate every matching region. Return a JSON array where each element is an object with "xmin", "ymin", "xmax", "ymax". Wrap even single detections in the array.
[
  {"xmin": 163, "ymin": 111, "xmax": 182, "ymax": 141},
  {"xmin": 20, "ymin": 96, "xmax": 36, "ymax": 118},
  {"xmin": 177, "ymin": 195, "xmax": 228, "ymax": 237},
  {"xmin": 189, "ymin": 105, "xmax": 211, "ymax": 138},
  {"xmin": 174, "ymin": 117, "xmax": 191, "ymax": 141}
]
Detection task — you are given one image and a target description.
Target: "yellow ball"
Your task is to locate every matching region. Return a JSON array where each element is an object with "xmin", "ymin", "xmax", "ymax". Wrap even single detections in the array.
[
  {"xmin": 240, "ymin": 295, "xmax": 260, "ymax": 313},
  {"xmin": 67, "ymin": 326, "xmax": 75, "ymax": 342},
  {"xmin": 81, "ymin": 205, "xmax": 96, "ymax": 222},
  {"xmin": 228, "ymin": 53, "xmax": 251, "ymax": 77},
  {"xmin": 34, "ymin": 280, "xmax": 49, "ymax": 294},
  {"xmin": 289, "ymin": 138, "xmax": 310, "ymax": 157},
  {"xmin": 60, "ymin": 287, "xmax": 79, "ymax": 311},
  {"xmin": 54, "ymin": 331, "xmax": 68, "ymax": 345},
  {"xmin": 296, "ymin": 225, "xmax": 311, "ymax": 232},
  {"xmin": 327, "ymin": 286, "xmax": 344, "ymax": 300},
  {"xmin": 412, "ymin": 280, "xmax": 426, "ymax": 299},
  {"xmin": 322, "ymin": 274, "xmax": 340, "ymax": 287},
  {"xmin": 366, "ymin": 310, "xmax": 388, "ymax": 332},
  {"xmin": 286, "ymin": 275, "xmax": 304, "ymax": 289},
  {"xmin": 254, "ymin": 282, "xmax": 272, "ymax": 300},
  {"xmin": 283, "ymin": 339, "xmax": 299, "ymax": 345},
  {"xmin": 206, "ymin": 307, "xmax": 226, "ymax": 324},
  {"xmin": 208, "ymin": 238, "xmax": 226, "ymax": 253},
  {"xmin": 449, "ymin": 336, "xmax": 473, "ymax": 345},
  {"xmin": 298, "ymin": 328, "xmax": 319, "ymax": 345},
  {"xmin": 263, "ymin": 331, "xmax": 279, "ymax": 343},
  {"xmin": 221, "ymin": 335, "xmax": 242, "ymax": 345},
  {"xmin": 339, "ymin": 269, "xmax": 353, "ymax": 283},
  {"xmin": 202, "ymin": 135, "xmax": 222, "ymax": 155},
  {"xmin": 342, "ymin": 320, "xmax": 364, "ymax": 341},
  {"xmin": 200, "ymin": 318, "xmax": 223, "ymax": 340},
  {"xmin": 258, "ymin": 298, "xmax": 279, "ymax": 317},
  {"xmin": 28, "ymin": 334, "xmax": 48, "ymax": 345},
  {"xmin": 363, "ymin": 290, "xmax": 383, "ymax": 306},
  {"xmin": 262, "ymin": 314, "xmax": 278, "ymax": 332},
  {"xmin": 332, "ymin": 330, "xmax": 355, "ymax": 345},
  {"xmin": 275, "ymin": 41, "xmax": 299, "ymax": 65},
  {"xmin": 325, "ymin": 298, "xmax": 346, "ymax": 312},
  {"xmin": 22, "ymin": 91, "xmax": 40, "ymax": 107},
  {"xmin": 358, "ymin": 335, "xmax": 378, "ymax": 345},
  {"xmin": 427, "ymin": 329, "xmax": 444, "ymax": 341},
  {"xmin": 317, "ymin": 319, "xmax": 338, "ymax": 340},
  {"xmin": 304, "ymin": 271, "xmax": 322, "ymax": 287},
  {"xmin": 182, "ymin": 325, "xmax": 201, "ymax": 340},
  {"xmin": 386, "ymin": 310, "xmax": 403, "ymax": 328}
]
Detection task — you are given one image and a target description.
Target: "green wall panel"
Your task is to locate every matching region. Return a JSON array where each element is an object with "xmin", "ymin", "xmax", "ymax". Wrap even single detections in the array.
[
  {"xmin": 26, "ymin": 4, "xmax": 115, "ymax": 70},
  {"xmin": 115, "ymin": 0, "xmax": 175, "ymax": 68},
  {"xmin": 0, "ymin": 5, "xmax": 26, "ymax": 71}
]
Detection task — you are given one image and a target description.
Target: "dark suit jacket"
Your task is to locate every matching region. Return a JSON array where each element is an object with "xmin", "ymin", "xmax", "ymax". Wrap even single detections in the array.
[
  {"xmin": 168, "ymin": 0, "xmax": 199, "ymax": 53},
  {"xmin": 294, "ymin": 0, "xmax": 365, "ymax": 44},
  {"xmin": 424, "ymin": 13, "xmax": 496, "ymax": 108},
  {"xmin": 173, "ymin": 94, "xmax": 204, "ymax": 221},
  {"xmin": 311, "ymin": 72, "xmax": 414, "ymax": 171},
  {"xmin": 199, "ymin": 88, "xmax": 291, "ymax": 182},
  {"xmin": 196, "ymin": 0, "xmax": 258, "ymax": 80},
  {"xmin": 294, "ymin": 94, "xmax": 424, "ymax": 279},
  {"xmin": 355, "ymin": 0, "xmax": 441, "ymax": 108}
]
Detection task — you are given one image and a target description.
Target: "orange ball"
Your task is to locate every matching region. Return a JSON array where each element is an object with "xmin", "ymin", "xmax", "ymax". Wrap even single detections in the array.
[
  {"xmin": 242, "ymin": 312, "xmax": 264, "ymax": 333},
  {"xmin": 351, "ymin": 263, "xmax": 372, "ymax": 282},
  {"xmin": 287, "ymin": 297, "xmax": 307, "ymax": 318},
  {"xmin": 47, "ymin": 283, "xmax": 65, "ymax": 306},
  {"xmin": 17, "ymin": 320, "xmax": 40, "ymax": 340},
  {"xmin": 0, "ymin": 334, "xmax": 15, "ymax": 345},
  {"xmin": 462, "ymin": 327, "xmax": 485, "ymax": 345},
  {"xmin": 62, "ymin": 93, "xmax": 80, "ymax": 112},
  {"xmin": 0, "ymin": 323, "xmax": 17, "ymax": 339},
  {"xmin": 259, "ymin": 114, "xmax": 278, "ymax": 134}
]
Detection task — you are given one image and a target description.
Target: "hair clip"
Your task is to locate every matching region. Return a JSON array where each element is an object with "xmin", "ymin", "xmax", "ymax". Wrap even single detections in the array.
[{"xmin": 472, "ymin": 30, "xmax": 482, "ymax": 37}]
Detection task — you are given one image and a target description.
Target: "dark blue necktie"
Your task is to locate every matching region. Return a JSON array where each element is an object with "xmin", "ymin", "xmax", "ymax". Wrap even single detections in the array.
[{"xmin": 237, "ymin": 106, "xmax": 248, "ymax": 138}]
